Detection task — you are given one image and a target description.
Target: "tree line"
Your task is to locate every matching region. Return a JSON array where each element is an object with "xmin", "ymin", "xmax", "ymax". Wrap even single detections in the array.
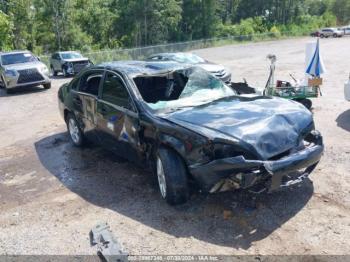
[{"xmin": 0, "ymin": 0, "xmax": 349, "ymax": 54}]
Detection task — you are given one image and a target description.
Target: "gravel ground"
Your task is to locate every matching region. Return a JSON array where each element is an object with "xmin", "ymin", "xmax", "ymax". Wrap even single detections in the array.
[{"xmin": 0, "ymin": 37, "xmax": 349, "ymax": 256}]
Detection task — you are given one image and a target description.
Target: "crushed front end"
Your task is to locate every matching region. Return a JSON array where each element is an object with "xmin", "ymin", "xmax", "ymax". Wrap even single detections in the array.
[{"xmin": 189, "ymin": 130, "xmax": 323, "ymax": 194}]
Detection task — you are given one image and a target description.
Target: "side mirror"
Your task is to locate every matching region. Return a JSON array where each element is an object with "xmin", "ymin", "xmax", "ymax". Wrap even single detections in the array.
[{"xmin": 37, "ymin": 56, "xmax": 41, "ymax": 61}]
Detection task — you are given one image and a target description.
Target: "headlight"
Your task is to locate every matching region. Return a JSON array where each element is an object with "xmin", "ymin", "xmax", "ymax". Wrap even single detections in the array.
[
  {"xmin": 4, "ymin": 69, "xmax": 17, "ymax": 77},
  {"xmin": 211, "ymin": 143, "xmax": 254, "ymax": 160},
  {"xmin": 39, "ymin": 65, "xmax": 49, "ymax": 73}
]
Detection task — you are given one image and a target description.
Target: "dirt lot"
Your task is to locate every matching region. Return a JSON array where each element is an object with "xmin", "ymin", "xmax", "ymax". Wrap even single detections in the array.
[{"xmin": 0, "ymin": 37, "xmax": 349, "ymax": 256}]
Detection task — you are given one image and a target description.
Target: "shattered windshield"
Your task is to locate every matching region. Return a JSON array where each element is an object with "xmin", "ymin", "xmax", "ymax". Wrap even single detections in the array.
[
  {"xmin": 133, "ymin": 67, "xmax": 235, "ymax": 111},
  {"xmin": 170, "ymin": 53, "xmax": 206, "ymax": 64}
]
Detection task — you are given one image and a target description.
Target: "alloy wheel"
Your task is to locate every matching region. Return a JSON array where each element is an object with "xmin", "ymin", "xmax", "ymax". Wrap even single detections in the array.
[
  {"xmin": 156, "ymin": 156, "xmax": 167, "ymax": 198},
  {"xmin": 68, "ymin": 118, "xmax": 80, "ymax": 144}
]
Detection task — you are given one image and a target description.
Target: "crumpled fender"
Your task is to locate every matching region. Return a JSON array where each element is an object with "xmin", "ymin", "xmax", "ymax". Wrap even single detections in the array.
[{"xmin": 189, "ymin": 138, "xmax": 324, "ymax": 192}]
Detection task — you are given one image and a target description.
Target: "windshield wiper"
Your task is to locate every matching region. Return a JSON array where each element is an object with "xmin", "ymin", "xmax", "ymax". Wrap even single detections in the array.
[{"xmin": 168, "ymin": 105, "xmax": 195, "ymax": 112}]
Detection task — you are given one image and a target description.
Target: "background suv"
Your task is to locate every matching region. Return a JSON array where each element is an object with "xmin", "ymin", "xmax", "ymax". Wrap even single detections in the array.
[
  {"xmin": 0, "ymin": 51, "xmax": 51, "ymax": 93},
  {"xmin": 318, "ymin": 28, "xmax": 343, "ymax": 38},
  {"xmin": 339, "ymin": 26, "xmax": 350, "ymax": 35},
  {"xmin": 50, "ymin": 51, "xmax": 91, "ymax": 77}
]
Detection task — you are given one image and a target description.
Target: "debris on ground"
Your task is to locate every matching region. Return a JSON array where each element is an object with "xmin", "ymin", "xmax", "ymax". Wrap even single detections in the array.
[{"xmin": 90, "ymin": 222, "xmax": 128, "ymax": 262}]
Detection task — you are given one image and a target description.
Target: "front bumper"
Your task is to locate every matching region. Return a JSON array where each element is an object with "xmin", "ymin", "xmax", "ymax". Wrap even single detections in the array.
[
  {"xmin": 189, "ymin": 131, "xmax": 324, "ymax": 193},
  {"xmin": 217, "ymin": 72, "xmax": 231, "ymax": 83},
  {"xmin": 3, "ymin": 72, "xmax": 50, "ymax": 89},
  {"xmin": 65, "ymin": 62, "xmax": 90, "ymax": 75}
]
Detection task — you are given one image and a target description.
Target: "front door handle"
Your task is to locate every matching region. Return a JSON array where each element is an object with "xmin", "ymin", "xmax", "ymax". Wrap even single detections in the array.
[
  {"xmin": 99, "ymin": 104, "xmax": 107, "ymax": 114},
  {"xmin": 74, "ymin": 97, "xmax": 82, "ymax": 105}
]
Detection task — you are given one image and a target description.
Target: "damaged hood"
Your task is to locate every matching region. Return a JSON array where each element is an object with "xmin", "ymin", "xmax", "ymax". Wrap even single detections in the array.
[
  {"xmin": 3, "ymin": 61, "xmax": 46, "ymax": 70},
  {"xmin": 163, "ymin": 96, "xmax": 313, "ymax": 160},
  {"xmin": 197, "ymin": 63, "xmax": 226, "ymax": 73}
]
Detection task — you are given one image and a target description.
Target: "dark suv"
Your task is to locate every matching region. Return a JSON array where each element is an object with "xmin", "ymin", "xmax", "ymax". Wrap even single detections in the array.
[{"xmin": 50, "ymin": 51, "xmax": 91, "ymax": 77}]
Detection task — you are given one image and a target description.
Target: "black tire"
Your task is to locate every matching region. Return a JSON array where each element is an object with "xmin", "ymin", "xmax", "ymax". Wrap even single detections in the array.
[
  {"xmin": 66, "ymin": 113, "xmax": 85, "ymax": 147},
  {"xmin": 43, "ymin": 82, "xmax": 51, "ymax": 89},
  {"xmin": 320, "ymin": 34, "xmax": 324, "ymax": 38},
  {"xmin": 0, "ymin": 77, "xmax": 4, "ymax": 89},
  {"xmin": 63, "ymin": 66, "xmax": 69, "ymax": 78},
  {"xmin": 333, "ymin": 33, "xmax": 338, "ymax": 38},
  {"xmin": 0, "ymin": 76, "xmax": 7, "ymax": 89},
  {"xmin": 295, "ymin": 98, "xmax": 312, "ymax": 110},
  {"xmin": 156, "ymin": 147, "xmax": 189, "ymax": 205},
  {"xmin": 50, "ymin": 65, "xmax": 57, "ymax": 76}
]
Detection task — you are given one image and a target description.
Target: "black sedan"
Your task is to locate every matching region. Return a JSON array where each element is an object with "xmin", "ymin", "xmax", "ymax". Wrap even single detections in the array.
[{"xmin": 58, "ymin": 61, "xmax": 323, "ymax": 205}]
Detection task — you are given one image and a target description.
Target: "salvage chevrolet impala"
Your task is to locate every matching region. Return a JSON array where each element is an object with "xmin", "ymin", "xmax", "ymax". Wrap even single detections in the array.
[{"xmin": 58, "ymin": 61, "xmax": 324, "ymax": 205}]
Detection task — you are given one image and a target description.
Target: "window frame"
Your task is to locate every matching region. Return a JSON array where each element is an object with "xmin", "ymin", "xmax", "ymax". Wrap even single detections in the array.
[
  {"xmin": 99, "ymin": 70, "xmax": 137, "ymax": 114},
  {"xmin": 72, "ymin": 69, "xmax": 104, "ymax": 97}
]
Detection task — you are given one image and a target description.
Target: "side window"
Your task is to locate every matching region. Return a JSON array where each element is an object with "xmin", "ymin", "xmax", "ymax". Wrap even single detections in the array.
[
  {"xmin": 150, "ymin": 56, "xmax": 160, "ymax": 60},
  {"xmin": 70, "ymin": 77, "xmax": 79, "ymax": 90},
  {"xmin": 78, "ymin": 71, "xmax": 103, "ymax": 96},
  {"xmin": 102, "ymin": 72, "xmax": 134, "ymax": 110}
]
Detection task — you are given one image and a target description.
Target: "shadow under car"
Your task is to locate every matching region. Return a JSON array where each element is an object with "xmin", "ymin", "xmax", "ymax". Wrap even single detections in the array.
[{"xmin": 34, "ymin": 132, "xmax": 314, "ymax": 249}]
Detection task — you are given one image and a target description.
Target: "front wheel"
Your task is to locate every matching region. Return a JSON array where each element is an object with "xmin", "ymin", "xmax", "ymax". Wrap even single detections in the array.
[
  {"xmin": 67, "ymin": 113, "xmax": 84, "ymax": 147},
  {"xmin": 156, "ymin": 147, "xmax": 189, "ymax": 205},
  {"xmin": 63, "ymin": 67, "xmax": 69, "ymax": 78},
  {"xmin": 0, "ymin": 76, "xmax": 6, "ymax": 89},
  {"xmin": 295, "ymin": 98, "xmax": 312, "ymax": 110}
]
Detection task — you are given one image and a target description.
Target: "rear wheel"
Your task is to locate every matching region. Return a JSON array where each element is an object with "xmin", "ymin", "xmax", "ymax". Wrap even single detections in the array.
[
  {"xmin": 156, "ymin": 147, "xmax": 189, "ymax": 205},
  {"xmin": 43, "ymin": 83, "xmax": 51, "ymax": 89},
  {"xmin": 320, "ymin": 34, "xmax": 324, "ymax": 38},
  {"xmin": 50, "ymin": 65, "xmax": 57, "ymax": 76},
  {"xmin": 333, "ymin": 33, "xmax": 338, "ymax": 38},
  {"xmin": 67, "ymin": 113, "xmax": 84, "ymax": 147}
]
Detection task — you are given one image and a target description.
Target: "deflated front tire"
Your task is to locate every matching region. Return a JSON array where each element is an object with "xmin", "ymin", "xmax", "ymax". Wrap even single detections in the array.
[{"xmin": 156, "ymin": 147, "xmax": 190, "ymax": 205}]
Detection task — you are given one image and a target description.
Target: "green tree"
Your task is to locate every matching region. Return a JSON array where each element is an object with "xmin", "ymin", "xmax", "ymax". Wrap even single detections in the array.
[
  {"xmin": 114, "ymin": 0, "xmax": 182, "ymax": 47},
  {"xmin": 181, "ymin": 0, "xmax": 219, "ymax": 40},
  {"xmin": 332, "ymin": 0, "xmax": 350, "ymax": 24},
  {"xmin": 75, "ymin": 0, "xmax": 119, "ymax": 49},
  {"xmin": 0, "ymin": 10, "xmax": 13, "ymax": 50},
  {"xmin": 33, "ymin": 0, "xmax": 92, "ymax": 52}
]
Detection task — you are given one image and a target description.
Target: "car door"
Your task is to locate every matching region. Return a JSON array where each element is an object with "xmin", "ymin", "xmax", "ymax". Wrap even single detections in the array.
[
  {"xmin": 96, "ymin": 70, "xmax": 141, "ymax": 162},
  {"xmin": 71, "ymin": 69, "xmax": 104, "ymax": 141}
]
